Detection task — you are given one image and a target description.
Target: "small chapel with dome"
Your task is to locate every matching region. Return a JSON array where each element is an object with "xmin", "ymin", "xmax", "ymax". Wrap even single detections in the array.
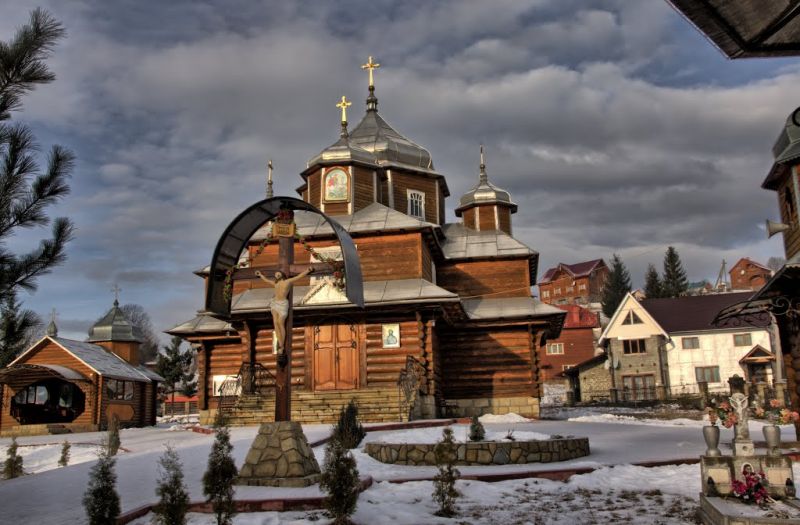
[{"xmin": 169, "ymin": 58, "xmax": 565, "ymax": 424}]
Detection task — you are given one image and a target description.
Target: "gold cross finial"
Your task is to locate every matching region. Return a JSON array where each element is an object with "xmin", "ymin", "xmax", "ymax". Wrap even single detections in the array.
[
  {"xmin": 336, "ymin": 95, "xmax": 352, "ymax": 123},
  {"xmin": 361, "ymin": 55, "xmax": 380, "ymax": 88}
]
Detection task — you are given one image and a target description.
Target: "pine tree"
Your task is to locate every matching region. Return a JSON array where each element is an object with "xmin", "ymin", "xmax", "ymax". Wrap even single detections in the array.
[
  {"xmin": 83, "ymin": 451, "xmax": 120, "ymax": 525},
  {"xmin": 202, "ymin": 424, "xmax": 237, "ymax": 525},
  {"xmin": 157, "ymin": 336, "xmax": 193, "ymax": 415},
  {"xmin": 468, "ymin": 415, "xmax": 485, "ymax": 442},
  {"xmin": 319, "ymin": 437, "xmax": 360, "ymax": 524},
  {"xmin": 432, "ymin": 427, "xmax": 460, "ymax": 517},
  {"xmin": 0, "ymin": 292, "xmax": 42, "ymax": 367},
  {"xmin": 643, "ymin": 264, "xmax": 663, "ymax": 299},
  {"xmin": 601, "ymin": 254, "xmax": 632, "ymax": 318},
  {"xmin": 153, "ymin": 446, "xmax": 190, "ymax": 525},
  {"xmin": 106, "ymin": 415, "xmax": 120, "ymax": 456},
  {"xmin": 662, "ymin": 246, "xmax": 689, "ymax": 298},
  {"xmin": 0, "ymin": 9, "xmax": 75, "ymax": 306},
  {"xmin": 3, "ymin": 437, "xmax": 24, "ymax": 479},
  {"xmin": 58, "ymin": 439, "xmax": 70, "ymax": 467},
  {"xmin": 331, "ymin": 399, "xmax": 365, "ymax": 449}
]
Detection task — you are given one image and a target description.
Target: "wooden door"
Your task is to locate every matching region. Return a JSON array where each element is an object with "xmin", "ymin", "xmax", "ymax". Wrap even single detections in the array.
[{"xmin": 313, "ymin": 322, "xmax": 359, "ymax": 391}]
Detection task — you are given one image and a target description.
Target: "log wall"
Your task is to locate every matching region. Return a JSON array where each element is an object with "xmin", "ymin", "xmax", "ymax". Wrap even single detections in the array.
[
  {"xmin": 390, "ymin": 171, "xmax": 440, "ymax": 224},
  {"xmin": 439, "ymin": 327, "xmax": 536, "ymax": 399},
  {"xmin": 437, "ymin": 259, "xmax": 531, "ymax": 298}
]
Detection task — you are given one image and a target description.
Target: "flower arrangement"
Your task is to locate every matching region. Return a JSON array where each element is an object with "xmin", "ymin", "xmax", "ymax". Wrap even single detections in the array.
[
  {"xmin": 754, "ymin": 399, "xmax": 800, "ymax": 425},
  {"xmin": 707, "ymin": 401, "xmax": 738, "ymax": 428},
  {"xmin": 731, "ymin": 465, "xmax": 771, "ymax": 507}
]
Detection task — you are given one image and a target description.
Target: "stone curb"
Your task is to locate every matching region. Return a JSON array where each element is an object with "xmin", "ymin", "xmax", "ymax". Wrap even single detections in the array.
[{"xmin": 117, "ymin": 476, "xmax": 373, "ymax": 524}]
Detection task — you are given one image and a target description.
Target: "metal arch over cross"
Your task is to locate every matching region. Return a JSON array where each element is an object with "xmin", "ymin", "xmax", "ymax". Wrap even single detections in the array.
[{"xmin": 206, "ymin": 196, "xmax": 363, "ymax": 422}]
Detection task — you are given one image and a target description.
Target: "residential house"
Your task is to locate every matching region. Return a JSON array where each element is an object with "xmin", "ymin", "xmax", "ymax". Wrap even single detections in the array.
[
  {"xmin": 540, "ymin": 304, "xmax": 600, "ymax": 405},
  {"xmin": 729, "ymin": 258, "xmax": 772, "ymax": 291},
  {"xmin": 599, "ymin": 292, "xmax": 773, "ymax": 401},
  {"xmin": 538, "ymin": 259, "xmax": 609, "ymax": 305}
]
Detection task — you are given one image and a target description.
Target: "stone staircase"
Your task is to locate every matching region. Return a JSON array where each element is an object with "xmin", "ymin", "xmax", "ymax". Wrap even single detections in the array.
[{"xmin": 223, "ymin": 388, "xmax": 409, "ymax": 426}]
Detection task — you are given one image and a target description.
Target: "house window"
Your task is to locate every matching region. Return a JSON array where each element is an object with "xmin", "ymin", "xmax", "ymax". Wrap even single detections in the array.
[
  {"xmin": 105, "ymin": 379, "xmax": 134, "ymax": 401},
  {"xmin": 542, "ymin": 290, "xmax": 549, "ymax": 298},
  {"xmin": 578, "ymin": 283, "xmax": 587, "ymax": 291},
  {"xmin": 407, "ymin": 190, "xmax": 425, "ymax": 219},
  {"xmin": 546, "ymin": 343, "xmax": 564, "ymax": 355},
  {"xmin": 681, "ymin": 337, "xmax": 700, "ymax": 349},
  {"xmin": 623, "ymin": 339, "xmax": 646, "ymax": 354},
  {"xmin": 554, "ymin": 288, "xmax": 561, "ymax": 295},
  {"xmin": 562, "ymin": 364, "xmax": 575, "ymax": 371},
  {"xmin": 621, "ymin": 311, "xmax": 643, "ymax": 325},
  {"xmin": 695, "ymin": 366, "xmax": 720, "ymax": 383},
  {"xmin": 733, "ymin": 334, "xmax": 752, "ymax": 347}
]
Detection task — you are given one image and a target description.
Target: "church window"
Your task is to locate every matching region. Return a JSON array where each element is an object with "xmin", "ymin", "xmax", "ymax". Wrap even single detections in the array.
[
  {"xmin": 621, "ymin": 311, "xmax": 643, "ymax": 325},
  {"xmin": 407, "ymin": 190, "xmax": 425, "ymax": 219},
  {"xmin": 106, "ymin": 379, "xmax": 134, "ymax": 401}
]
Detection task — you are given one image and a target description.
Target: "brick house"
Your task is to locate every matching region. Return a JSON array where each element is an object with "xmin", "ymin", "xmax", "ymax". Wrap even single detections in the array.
[
  {"xmin": 729, "ymin": 257, "xmax": 772, "ymax": 291},
  {"xmin": 598, "ymin": 292, "xmax": 771, "ymax": 401},
  {"xmin": 540, "ymin": 305, "xmax": 600, "ymax": 405},
  {"xmin": 538, "ymin": 259, "xmax": 608, "ymax": 305}
]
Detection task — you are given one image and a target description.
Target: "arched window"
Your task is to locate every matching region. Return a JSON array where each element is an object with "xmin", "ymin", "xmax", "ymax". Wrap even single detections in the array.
[{"xmin": 407, "ymin": 190, "xmax": 425, "ymax": 220}]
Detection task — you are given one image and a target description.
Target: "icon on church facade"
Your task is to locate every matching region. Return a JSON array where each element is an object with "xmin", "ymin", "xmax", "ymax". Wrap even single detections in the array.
[
  {"xmin": 382, "ymin": 323, "xmax": 400, "ymax": 348},
  {"xmin": 324, "ymin": 168, "xmax": 349, "ymax": 201}
]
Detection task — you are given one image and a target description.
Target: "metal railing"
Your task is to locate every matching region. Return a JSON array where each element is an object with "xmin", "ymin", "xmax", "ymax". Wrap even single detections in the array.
[{"xmin": 216, "ymin": 363, "xmax": 276, "ymax": 420}]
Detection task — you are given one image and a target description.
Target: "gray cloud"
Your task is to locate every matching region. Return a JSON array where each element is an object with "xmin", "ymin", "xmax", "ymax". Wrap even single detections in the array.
[{"xmin": 1, "ymin": 0, "xmax": 794, "ymax": 340}]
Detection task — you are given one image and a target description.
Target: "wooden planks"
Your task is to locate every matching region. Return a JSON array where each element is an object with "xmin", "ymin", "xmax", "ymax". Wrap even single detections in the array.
[
  {"xmin": 390, "ymin": 171, "xmax": 439, "ymax": 224},
  {"xmin": 353, "ymin": 166, "xmax": 375, "ymax": 211},
  {"xmin": 477, "ymin": 205, "xmax": 496, "ymax": 231},
  {"xmin": 439, "ymin": 327, "xmax": 535, "ymax": 399},
  {"xmin": 497, "ymin": 207, "xmax": 511, "ymax": 235},
  {"xmin": 437, "ymin": 259, "xmax": 531, "ymax": 298}
]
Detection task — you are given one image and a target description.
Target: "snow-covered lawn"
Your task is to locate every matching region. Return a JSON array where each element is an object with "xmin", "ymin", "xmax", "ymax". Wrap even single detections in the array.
[{"xmin": 1, "ymin": 415, "xmax": 798, "ymax": 524}]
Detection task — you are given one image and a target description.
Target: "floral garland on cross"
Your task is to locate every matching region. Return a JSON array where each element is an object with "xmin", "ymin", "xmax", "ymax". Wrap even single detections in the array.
[{"xmin": 222, "ymin": 209, "xmax": 346, "ymax": 302}]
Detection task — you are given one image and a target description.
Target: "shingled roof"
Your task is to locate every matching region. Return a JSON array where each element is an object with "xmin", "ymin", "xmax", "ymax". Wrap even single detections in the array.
[
  {"xmin": 539, "ymin": 259, "xmax": 606, "ymax": 284},
  {"xmin": 639, "ymin": 292, "xmax": 765, "ymax": 333}
]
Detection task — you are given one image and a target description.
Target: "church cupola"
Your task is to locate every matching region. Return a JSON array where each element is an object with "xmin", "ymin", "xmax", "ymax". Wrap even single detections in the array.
[
  {"xmin": 455, "ymin": 146, "xmax": 517, "ymax": 234},
  {"xmin": 87, "ymin": 294, "xmax": 142, "ymax": 366}
]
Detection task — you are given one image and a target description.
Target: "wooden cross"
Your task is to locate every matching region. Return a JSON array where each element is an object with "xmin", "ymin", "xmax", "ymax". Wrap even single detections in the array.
[
  {"xmin": 239, "ymin": 225, "xmax": 342, "ymax": 422},
  {"xmin": 111, "ymin": 284, "xmax": 122, "ymax": 304},
  {"xmin": 361, "ymin": 55, "xmax": 380, "ymax": 87},
  {"xmin": 336, "ymin": 95, "xmax": 352, "ymax": 123}
]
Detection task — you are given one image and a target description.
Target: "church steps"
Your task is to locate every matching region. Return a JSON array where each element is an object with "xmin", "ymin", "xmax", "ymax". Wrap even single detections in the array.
[{"xmin": 221, "ymin": 387, "xmax": 409, "ymax": 426}]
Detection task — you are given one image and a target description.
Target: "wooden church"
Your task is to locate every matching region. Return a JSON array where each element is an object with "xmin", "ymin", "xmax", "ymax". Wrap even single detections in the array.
[
  {"xmin": 169, "ymin": 60, "xmax": 565, "ymax": 424},
  {"xmin": 0, "ymin": 300, "xmax": 163, "ymax": 436}
]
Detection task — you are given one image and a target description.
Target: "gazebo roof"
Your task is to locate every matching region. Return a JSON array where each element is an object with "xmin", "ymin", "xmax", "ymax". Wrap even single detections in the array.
[{"xmin": 668, "ymin": 0, "xmax": 800, "ymax": 58}]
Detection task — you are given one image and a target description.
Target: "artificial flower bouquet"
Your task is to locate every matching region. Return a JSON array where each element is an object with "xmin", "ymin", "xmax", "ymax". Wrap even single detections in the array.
[
  {"xmin": 731, "ymin": 466, "xmax": 772, "ymax": 507},
  {"xmin": 754, "ymin": 399, "xmax": 800, "ymax": 425},
  {"xmin": 707, "ymin": 400, "xmax": 738, "ymax": 428}
]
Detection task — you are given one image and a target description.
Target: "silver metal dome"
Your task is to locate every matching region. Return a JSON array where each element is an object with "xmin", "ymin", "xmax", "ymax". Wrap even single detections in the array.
[
  {"xmin": 87, "ymin": 300, "xmax": 142, "ymax": 343},
  {"xmin": 455, "ymin": 146, "xmax": 517, "ymax": 216}
]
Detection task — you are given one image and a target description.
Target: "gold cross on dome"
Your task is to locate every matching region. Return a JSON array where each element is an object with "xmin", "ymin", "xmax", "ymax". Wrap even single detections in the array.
[
  {"xmin": 361, "ymin": 55, "xmax": 380, "ymax": 87},
  {"xmin": 111, "ymin": 284, "xmax": 122, "ymax": 304},
  {"xmin": 336, "ymin": 95, "xmax": 352, "ymax": 123}
]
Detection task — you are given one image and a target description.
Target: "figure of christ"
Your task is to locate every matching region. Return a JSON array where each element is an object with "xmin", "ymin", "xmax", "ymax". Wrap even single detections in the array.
[{"xmin": 254, "ymin": 267, "xmax": 315, "ymax": 353}]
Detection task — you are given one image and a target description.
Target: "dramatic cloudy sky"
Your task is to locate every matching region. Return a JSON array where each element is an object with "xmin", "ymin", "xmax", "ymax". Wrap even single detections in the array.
[{"xmin": 3, "ymin": 0, "xmax": 798, "ymax": 342}]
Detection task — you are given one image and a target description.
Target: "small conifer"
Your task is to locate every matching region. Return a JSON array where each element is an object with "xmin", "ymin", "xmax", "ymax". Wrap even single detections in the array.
[
  {"xmin": 601, "ymin": 254, "xmax": 632, "ymax": 318},
  {"xmin": 202, "ymin": 424, "xmax": 237, "ymax": 525},
  {"xmin": 106, "ymin": 415, "xmax": 121, "ymax": 457},
  {"xmin": 332, "ymin": 399, "xmax": 365, "ymax": 449},
  {"xmin": 320, "ymin": 437, "xmax": 360, "ymax": 524},
  {"xmin": 153, "ymin": 445, "xmax": 190, "ymax": 525},
  {"xmin": 433, "ymin": 427, "xmax": 460, "ymax": 517},
  {"xmin": 662, "ymin": 246, "xmax": 689, "ymax": 298},
  {"xmin": 3, "ymin": 437, "xmax": 24, "ymax": 479},
  {"xmin": 83, "ymin": 450, "xmax": 120, "ymax": 525},
  {"xmin": 468, "ymin": 415, "xmax": 485, "ymax": 441},
  {"xmin": 58, "ymin": 439, "xmax": 71, "ymax": 467}
]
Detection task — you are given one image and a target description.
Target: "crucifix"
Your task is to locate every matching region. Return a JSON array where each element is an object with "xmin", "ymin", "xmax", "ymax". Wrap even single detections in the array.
[{"xmin": 241, "ymin": 209, "xmax": 344, "ymax": 421}]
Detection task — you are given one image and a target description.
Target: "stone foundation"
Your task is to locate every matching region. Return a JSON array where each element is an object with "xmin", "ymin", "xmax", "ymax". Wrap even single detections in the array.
[
  {"xmin": 699, "ymin": 494, "xmax": 800, "ymax": 524},
  {"xmin": 237, "ymin": 422, "xmax": 321, "ymax": 487},
  {"xmin": 701, "ymin": 455, "xmax": 795, "ymax": 499},
  {"xmin": 444, "ymin": 396, "xmax": 540, "ymax": 418},
  {"xmin": 0, "ymin": 423, "xmax": 98, "ymax": 437},
  {"xmin": 365, "ymin": 437, "xmax": 589, "ymax": 466}
]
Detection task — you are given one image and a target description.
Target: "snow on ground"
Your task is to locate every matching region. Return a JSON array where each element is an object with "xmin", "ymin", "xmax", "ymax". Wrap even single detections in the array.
[
  {"xmin": 478, "ymin": 413, "xmax": 530, "ymax": 423},
  {"xmin": 2, "ymin": 414, "xmax": 798, "ymax": 524},
  {"xmin": 0, "ymin": 441, "xmax": 104, "ymax": 474},
  {"xmin": 364, "ymin": 424, "xmax": 550, "ymax": 444}
]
